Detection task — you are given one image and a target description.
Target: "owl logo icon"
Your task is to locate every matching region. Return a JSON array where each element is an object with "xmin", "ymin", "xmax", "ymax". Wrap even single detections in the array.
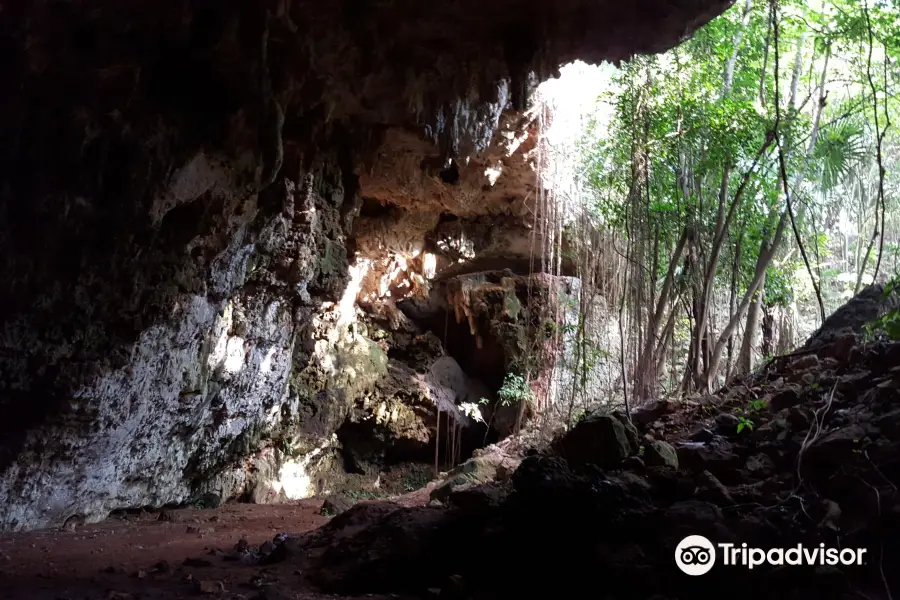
[{"xmin": 675, "ymin": 535, "xmax": 716, "ymax": 575}]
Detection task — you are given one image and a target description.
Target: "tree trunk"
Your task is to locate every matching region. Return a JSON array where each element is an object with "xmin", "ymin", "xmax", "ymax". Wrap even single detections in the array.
[
  {"xmin": 635, "ymin": 226, "xmax": 690, "ymax": 403},
  {"xmin": 722, "ymin": 0, "xmax": 754, "ymax": 99},
  {"xmin": 705, "ymin": 209, "xmax": 788, "ymax": 390},
  {"xmin": 761, "ymin": 303, "xmax": 776, "ymax": 359},
  {"xmin": 725, "ymin": 226, "xmax": 744, "ymax": 380},
  {"xmin": 687, "ymin": 135, "xmax": 772, "ymax": 392},
  {"xmin": 737, "ymin": 276, "xmax": 765, "ymax": 375},
  {"xmin": 787, "ymin": 32, "xmax": 807, "ymax": 111}
]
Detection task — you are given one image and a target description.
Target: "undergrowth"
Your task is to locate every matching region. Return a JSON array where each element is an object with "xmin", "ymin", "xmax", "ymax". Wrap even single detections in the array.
[{"xmin": 863, "ymin": 275, "xmax": 900, "ymax": 341}]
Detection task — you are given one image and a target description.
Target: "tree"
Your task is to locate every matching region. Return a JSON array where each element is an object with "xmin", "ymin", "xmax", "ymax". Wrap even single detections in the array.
[{"xmin": 566, "ymin": 0, "xmax": 899, "ymax": 409}]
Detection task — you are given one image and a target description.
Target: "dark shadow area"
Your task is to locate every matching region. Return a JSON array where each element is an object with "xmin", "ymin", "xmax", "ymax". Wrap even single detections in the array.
[
  {"xmin": 438, "ymin": 160, "xmax": 460, "ymax": 185},
  {"xmin": 358, "ymin": 196, "xmax": 394, "ymax": 218},
  {"xmin": 441, "ymin": 310, "xmax": 506, "ymax": 394},
  {"xmin": 335, "ymin": 420, "xmax": 429, "ymax": 474},
  {"xmin": 400, "ymin": 293, "xmax": 509, "ymax": 452}
]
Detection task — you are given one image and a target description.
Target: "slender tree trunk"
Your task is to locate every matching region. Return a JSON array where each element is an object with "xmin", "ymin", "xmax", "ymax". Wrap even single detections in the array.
[
  {"xmin": 688, "ymin": 135, "xmax": 773, "ymax": 391},
  {"xmin": 761, "ymin": 303, "xmax": 776, "ymax": 359},
  {"xmin": 776, "ymin": 305, "xmax": 794, "ymax": 355},
  {"xmin": 618, "ymin": 239, "xmax": 631, "ymax": 419},
  {"xmin": 787, "ymin": 32, "xmax": 807, "ymax": 112},
  {"xmin": 737, "ymin": 276, "xmax": 765, "ymax": 375},
  {"xmin": 725, "ymin": 227, "xmax": 744, "ymax": 380},
  {"xmin": 636, "ymin": 226, "xmax": 690, "ymax": 402},
  {"xmin": 759, "ymin": 21, "xmax": 771, "ymax": 108},
  {"xmin": 655, "ymin": 309, "xmax": 677, "ymax": 381},
  {"xmin": 855, "ymin": 180, "xmax": 870, "ymax": 293},
  {"xmin": 723, "ymin": 0, "xmax": 754, "ymax": 99},
  {"xmin": 705, "ymin": 209, "xmax": 788, "ymax": 389}
]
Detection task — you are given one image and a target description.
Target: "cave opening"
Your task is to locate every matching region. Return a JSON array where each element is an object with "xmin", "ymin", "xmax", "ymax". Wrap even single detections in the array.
[
  {"xmin": 9, "ymin": 1, "xmax": 900, "ymax": 598},
  {"xmin": 438, "ymin": 305, "xmax": 510, "ymax": 456},
  {"xmin": 400, "ymin": 294, "xmax": 512, "ymax": 460},
  {"xmin": 358, "ymin": 196, "xmax": 394, "ymax": 218}
]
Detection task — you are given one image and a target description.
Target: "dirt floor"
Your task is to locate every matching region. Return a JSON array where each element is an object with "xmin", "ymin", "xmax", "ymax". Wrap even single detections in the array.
[{"xmin": 0, "ymin": 490, "xmax": 432, "ymax": 600}]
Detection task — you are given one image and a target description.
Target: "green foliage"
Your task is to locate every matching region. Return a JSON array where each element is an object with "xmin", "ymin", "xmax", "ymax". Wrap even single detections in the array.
[
  {"xmin": 543, "ymin": 319, "xmax": 578, "ymax": 338},
  {"xmin": 883, "ymin": 274, "xmax": 900, "ymax": 298},
  {"xmin": 573, "ymin": 407, "xmax": 591, "ymax": 424},
  {"xmin": 764, "ymin": 264, "xmax": 796, "ymax": 307},
  {"xmin": 461, "ymin": 373, "xmax": 534, "ymax": 428},
  {"xmin": 814, "ymin": 121, "xmax": 869, "ymax": 191},
  {"xmin": 345, "ymin": 489, "xmax": 383, "ymax": 501},
  {"xmin": 458, "ymin": 401, "xmax": 486, "ymax": 423},
  {"xmin": 544, "ymin": 0, "xmax": 900, "ymax": 409},
  {"xmin": 864, "ymin": 273, "xmax": 900, "ymax": 341},
  {"xmin": 746, "ymin": 398, "xmax": 767, "ymax": 413},
  {"xmin": 401, "ymin": 470, "xmax": 431, "ymax": 492},
  {"xmin": 583, "ymin": 346, "xmax": 612, "ymax": 371},
  {"xmin": 734, "ymin": 397, "xmax": 766, "ymax": 434},
  {"xmin": 277, "ymin": 437, "xmax": 300, "ymax": 459},
  {"xmin": 498, "ymin": 373, "xmax": 534, "ymax": 407}
]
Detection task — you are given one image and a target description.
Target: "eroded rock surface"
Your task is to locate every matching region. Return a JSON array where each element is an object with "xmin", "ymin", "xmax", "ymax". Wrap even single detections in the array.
[
  {"xmin": 0, "ymin": 0, "xmax": 733, "ymax": 530},
  {"xmin": 281, "ymin": 317, "xmax": 900, "ymax": 600}
]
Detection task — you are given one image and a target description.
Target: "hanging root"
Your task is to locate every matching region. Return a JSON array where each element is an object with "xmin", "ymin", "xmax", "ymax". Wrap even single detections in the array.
[{"xmin": 795, "ymin": 380, "xmax": 837, "ymax": 485}]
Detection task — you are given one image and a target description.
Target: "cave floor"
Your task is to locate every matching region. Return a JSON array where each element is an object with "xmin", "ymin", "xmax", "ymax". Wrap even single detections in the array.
[{"xmin": 0, "ymin": 495, "xmax": 426, "ymax": 600}]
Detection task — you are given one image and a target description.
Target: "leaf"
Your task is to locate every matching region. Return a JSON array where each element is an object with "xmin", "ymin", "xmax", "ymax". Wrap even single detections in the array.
[
  {"xmin": 812, "ymin": 121, "xmax": 868, "ymax": 191},
  {"xmin": 458, "ymin": 402, "xmax": 485, "ymax": 423},
  {"xmin": 885, "ymin": 318, "xmax": 900, "ymax": 341}
]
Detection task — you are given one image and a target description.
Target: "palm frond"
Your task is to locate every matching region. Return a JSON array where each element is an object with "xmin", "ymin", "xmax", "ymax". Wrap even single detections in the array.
[{"xmin": 812, "ymin": 120, "xmax": 869, "ymax": 191}]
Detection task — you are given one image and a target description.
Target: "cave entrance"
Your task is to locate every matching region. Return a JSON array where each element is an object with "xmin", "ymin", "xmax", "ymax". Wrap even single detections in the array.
[
  {"xmin": 440, "ymin": 310, "xmax": 506, "ymax": 395},
  {"xmin": 443, "ymin": 308, "xmax": 509, "ymax": 463},
  {"xmin": 407, "ymin": 300, "xmax": 511, "ymax": 470}
]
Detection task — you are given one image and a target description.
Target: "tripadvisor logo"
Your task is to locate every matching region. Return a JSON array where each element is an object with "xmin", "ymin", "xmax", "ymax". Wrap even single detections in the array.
[
  {"xmin": 676, "ymin": 535, "xmax": 717, "ymax": 575},
  {"xmin": 675, "ymin": 535, "xmax": 867, "ymax": 576}
]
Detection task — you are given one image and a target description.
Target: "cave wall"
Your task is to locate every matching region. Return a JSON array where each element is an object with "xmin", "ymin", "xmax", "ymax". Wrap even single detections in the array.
[{"xmin": 0, "ymin": 0, "xmax": 733, "ymax": 530}]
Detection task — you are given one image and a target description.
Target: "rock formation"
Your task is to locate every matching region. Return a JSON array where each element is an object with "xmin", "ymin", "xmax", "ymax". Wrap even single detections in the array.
[
  {"xmin": 251, "ymin": 287, "xmax": 900, "ymax": 599},
  {"xmin": 0, "ymin": 0, "xmax": 733, "ymax": 530}
]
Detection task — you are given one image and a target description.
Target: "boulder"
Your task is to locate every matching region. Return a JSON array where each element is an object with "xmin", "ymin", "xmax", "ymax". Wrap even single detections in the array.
[
  {"xmin": 446, "ymin": 481, "xmax": 510, "ymax": 510},
  {"xmin": 804, "ymin": 423, "xmax": 869, "ymax": 469},
  {"xmin": 321, "ymin": 493, "xmax": 356, "ymax": 517},
  {"xmin": 803, "ymin": 284, "xmax": 900, "ymax": 354},
  {"xmin": 612, "ymin": 411, "xmax": 642, "ymax": 451},
  {"xmin": 743, "ymin": 453, "xmax": 776, "ymax": 479},
  {"xmin": 695, "ymin": 470, "xmax": 734, "ymax": 506},
  {"xmin": 675, "ymin": 438, "xmax": 740, "ymax": 475},
  {"xmin": 631, "ymin": 400, "xmax": 677, "ymax": 428},
  {"xmin": 642, "ymin": 439, "xmax": 678, "ymax": 470},
  {"xmin": 715, "ymin": 413, "xmax": 741, "ymax": 435},
  {"xmin": 663, "ymin": 499, "xmax": 734, "ymax": 543},
  {"xmin": 769, "ymin": 385, "xmax": 803, "ymax": 411},
  {"xmin": 789, "ymin": 354, "xmax": 820, "ymax": 373},
  {"xmin": 552, "ymin": 412, "xmax": 637, "ymax": 468},
  {"xmin": 430, "ymin": 450, "xmax": 521, "ymax": 503}
]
